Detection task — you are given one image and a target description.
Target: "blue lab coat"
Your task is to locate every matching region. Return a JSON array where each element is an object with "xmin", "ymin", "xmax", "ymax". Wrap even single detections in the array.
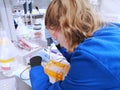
[{"xmin": 30, "ymin": 23, "xmax": 120, "ymax": 90}]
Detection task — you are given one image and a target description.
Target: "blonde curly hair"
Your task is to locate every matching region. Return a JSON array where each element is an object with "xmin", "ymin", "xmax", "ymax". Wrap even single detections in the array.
[{"xmin": 45, "ymin": 0, "xmax": 103, "ymax": 52}]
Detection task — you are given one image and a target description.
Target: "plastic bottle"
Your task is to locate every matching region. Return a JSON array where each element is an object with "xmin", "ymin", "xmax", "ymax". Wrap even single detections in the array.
[{"xmin": 0, "ymin": 30, "xmax": 18, "ymax": 76}]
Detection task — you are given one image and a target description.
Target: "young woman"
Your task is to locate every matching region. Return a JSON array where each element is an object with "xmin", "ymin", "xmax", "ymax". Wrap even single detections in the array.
[{"xmin": 29, "ymin": 0, "xmax": 120, "ymax": 90}]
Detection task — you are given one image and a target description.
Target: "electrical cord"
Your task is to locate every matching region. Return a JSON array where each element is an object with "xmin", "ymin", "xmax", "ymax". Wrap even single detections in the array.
[{"xmin": 20, "ymin": 65, "xmax": 30, "ymax": 80}]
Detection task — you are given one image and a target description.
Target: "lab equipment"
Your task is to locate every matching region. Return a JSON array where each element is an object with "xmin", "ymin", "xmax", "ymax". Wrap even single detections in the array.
[{"xmin": 44, "ymin": 59, "xmax": 70, "ymax": 83}]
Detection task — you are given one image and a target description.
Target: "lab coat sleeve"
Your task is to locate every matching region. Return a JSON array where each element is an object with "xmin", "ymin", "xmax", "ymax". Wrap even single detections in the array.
[
  {"xmin": 30, "ymin": 66, "xmax": 63, "ymax": 90},
  {"xmin": 30, "ymin": 66, "xmax": 50, "ymax": 90}
]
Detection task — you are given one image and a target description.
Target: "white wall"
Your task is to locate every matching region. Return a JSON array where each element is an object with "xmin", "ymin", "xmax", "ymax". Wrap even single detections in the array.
[
  {"xmin": 100, "ymin": 0, "xmax": 120, "ymax": 15},
  {"xmin": 100, "ymin": 0, "xmax": 120, "ymax": 22}
]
